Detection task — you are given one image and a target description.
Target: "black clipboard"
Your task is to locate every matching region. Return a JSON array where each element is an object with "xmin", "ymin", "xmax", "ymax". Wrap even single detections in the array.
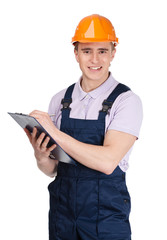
[{"xmin": 8, "ymin": 112, "xmax": 76, "ymax": 165}]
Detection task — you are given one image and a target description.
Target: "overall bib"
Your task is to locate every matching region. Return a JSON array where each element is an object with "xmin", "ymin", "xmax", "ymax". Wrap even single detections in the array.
[{"xmin": 48, "ymin": 83, "xmax": 131, "ymax": 240}]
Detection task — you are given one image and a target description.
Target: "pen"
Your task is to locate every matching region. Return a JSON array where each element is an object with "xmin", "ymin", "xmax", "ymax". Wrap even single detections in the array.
[{"xmin": 49, "ymin": 114, "xmax": 56, "ymax": 117}]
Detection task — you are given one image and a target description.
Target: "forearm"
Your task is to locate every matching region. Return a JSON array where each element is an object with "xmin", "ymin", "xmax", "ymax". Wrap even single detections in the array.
[
  {"xmin": 52, "ymin": 129, "xmax": 117, "ymax": 175},
  {"xmin": 29, "ymin": 111, "xmax": 136, "ymax": 175},
  {"xmin": 35, "ymin": 155, "xmax": 58, "ymax": 177}
]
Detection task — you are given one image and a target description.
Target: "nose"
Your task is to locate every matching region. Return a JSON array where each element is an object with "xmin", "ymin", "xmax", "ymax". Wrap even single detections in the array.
[{"xmin": 90, "ymin": 52, "xmax": 99, "ymax": 64}]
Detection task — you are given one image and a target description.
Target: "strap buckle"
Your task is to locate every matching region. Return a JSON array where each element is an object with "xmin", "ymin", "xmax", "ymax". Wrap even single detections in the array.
[
  {"xmin": 61, "ymin": 98, "xmax": 72, "ymax": 110},
  {"xmin": 100, "ymin": 100, "xmax": 113, "ymax": 114}
]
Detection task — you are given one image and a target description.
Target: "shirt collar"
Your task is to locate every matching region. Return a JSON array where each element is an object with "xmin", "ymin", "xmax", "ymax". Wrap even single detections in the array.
[{"xmin": 76, "ymin": 72, "xmax": 116, "ymax": 101}]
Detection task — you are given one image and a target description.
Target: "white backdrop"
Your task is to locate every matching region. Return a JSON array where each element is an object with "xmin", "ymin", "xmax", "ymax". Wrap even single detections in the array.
[{"xmin": 0, "ymin": 0, "xmax": 167, "ymax": 239}]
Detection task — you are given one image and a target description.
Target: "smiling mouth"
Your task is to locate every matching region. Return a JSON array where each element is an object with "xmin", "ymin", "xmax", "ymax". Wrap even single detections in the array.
[{"xmin": 88, "ymin": 66, "xmax": 102, "ymax": 70}]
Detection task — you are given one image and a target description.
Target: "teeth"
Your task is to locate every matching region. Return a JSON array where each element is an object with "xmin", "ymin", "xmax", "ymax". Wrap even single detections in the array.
[{"xmin": 90, "ymin": 67, "xmax": 101, "ymax": 70}]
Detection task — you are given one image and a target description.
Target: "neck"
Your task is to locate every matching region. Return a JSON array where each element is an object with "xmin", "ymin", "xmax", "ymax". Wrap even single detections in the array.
[{"xmin": 81, "ymin": 72, "xmax": 110, "ymax": 92}]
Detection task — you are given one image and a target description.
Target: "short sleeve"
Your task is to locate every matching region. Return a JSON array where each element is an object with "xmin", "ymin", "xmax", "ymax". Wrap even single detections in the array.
[
  {"xmin": 48, "ymin": 88, "xmax": 67, "ymax": 128},
  {"xmin": 108, "ymin": 91, "xmax": 143, "ymax": 138}
]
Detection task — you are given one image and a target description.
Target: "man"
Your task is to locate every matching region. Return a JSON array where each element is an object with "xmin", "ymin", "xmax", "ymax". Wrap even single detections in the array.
[{"xmin": 25, "ymin": 14, "xmax": 143, "ymax": 240}]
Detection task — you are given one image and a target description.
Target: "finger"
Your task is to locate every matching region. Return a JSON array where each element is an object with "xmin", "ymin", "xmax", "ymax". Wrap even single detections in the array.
[
  {"xmin": 24, "ymin": 128, "xmax": 32, "ymax": 143},
  {"xmin": 29, "ymin": 110, "xmax": 40, "ymax": 116},
  {"xmin": 36, "ymin": 132, "xmax": 46, "ymax": 147},
  {"xmin": 24, "ymin": 128, "xmax": 30, "ymax": 136},
  {"xmin": 29, "ymin": 110, "xmax": 46, "ymax": 119},
  {"xmin": 31, "ymin": 127, "xmax": 38, "ymax": 145},
  {"xmin": 47, "ymin": 144, "xmax": 57, "ymax": 153},
  {"xmin": 32, "ymin": 127, "xmax": 37, "ymax": 138},
  {"xmin": 47, "ymin": 144, "xmax": 57, "ymax": 154},
  {"xmin": 41, "ymin": 136, "xmax": 50, "ymax": 149}
]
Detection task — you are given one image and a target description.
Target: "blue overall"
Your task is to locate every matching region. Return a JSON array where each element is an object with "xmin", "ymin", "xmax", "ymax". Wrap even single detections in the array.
[{"xmin": 48, "ymin": 83, "xmax": 131, "ymax": 240}]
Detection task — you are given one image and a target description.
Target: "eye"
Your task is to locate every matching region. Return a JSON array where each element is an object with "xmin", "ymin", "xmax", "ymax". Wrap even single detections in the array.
[
  {"xmin": 83, "ymin": 50, "xmax": 91, "ymax": 54},
  {"xmin": 99, "ymin": 50, "xmax": 107, "ymax": 54}
]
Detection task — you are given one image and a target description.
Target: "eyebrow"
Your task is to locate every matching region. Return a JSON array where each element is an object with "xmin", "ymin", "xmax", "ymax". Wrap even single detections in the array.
[
  {"xmin": 81, "ymin": 48, "xmax": 91, "ymax": 51},
  {"xmin": 98, "ymin": 48, "xmax": 109, "ymax": 51},
  {"xmin": 81, "ymin": 48, "xmax": 109, "ymax": 51}
]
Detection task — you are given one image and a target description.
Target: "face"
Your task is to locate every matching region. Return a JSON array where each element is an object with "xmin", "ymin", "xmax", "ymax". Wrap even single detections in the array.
[{"xmin": 74, "ymin": 42, "xmax": 116, "ymax": 86}]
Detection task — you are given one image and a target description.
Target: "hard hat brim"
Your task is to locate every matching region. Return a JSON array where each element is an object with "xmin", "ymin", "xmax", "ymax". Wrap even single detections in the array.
[{"xmin": 72, "ymin": 38, "xmax": 119, "ymax": 45}]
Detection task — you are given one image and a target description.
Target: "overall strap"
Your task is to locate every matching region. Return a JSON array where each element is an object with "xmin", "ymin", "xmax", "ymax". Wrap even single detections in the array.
[
  {"xmin": 61, "ymin": 83, "xmax": 75, "ymax": 118},
  {"xmin": 98, "ymin": 83, "xmax": 130, "ymax": 121}
]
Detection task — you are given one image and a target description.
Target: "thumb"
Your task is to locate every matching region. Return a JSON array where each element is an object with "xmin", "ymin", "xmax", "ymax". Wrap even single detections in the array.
[{"xmin": 24, "ymin": 128, "xmax": 32, "ymax": 144}]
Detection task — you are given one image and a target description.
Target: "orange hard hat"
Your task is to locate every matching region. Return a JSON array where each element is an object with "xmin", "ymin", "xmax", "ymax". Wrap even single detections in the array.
[{"xmin": 72, "ymin": 14, "xmax": 119, "ymax": 45}]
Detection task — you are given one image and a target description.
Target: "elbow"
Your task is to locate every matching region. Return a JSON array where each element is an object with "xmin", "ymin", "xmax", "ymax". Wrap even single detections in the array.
[
  {"xmin": 103, "ymin": 168, "xmax": 114, "ymax": 175},
  {"xmin": 100, "ymin": 165, "xmax": 115, "ymax": 175},
  {"xmin": 100, "ymin": 160, "xmax": 118, "ymax": 175}
]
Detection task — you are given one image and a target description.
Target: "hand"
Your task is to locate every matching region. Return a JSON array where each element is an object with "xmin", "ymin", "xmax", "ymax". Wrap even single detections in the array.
[
  {"xmin": 29, "ymin": 110, "xmax": 56, "ymax": 136},
  {"xmin": 24, "ymin": 127, "xmax": 57, "ymax": 161}
]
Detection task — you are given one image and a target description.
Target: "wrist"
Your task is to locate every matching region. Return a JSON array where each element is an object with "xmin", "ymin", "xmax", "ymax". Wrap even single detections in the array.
[
  {"xmin": 36, "ymin": 155, "xmax": 58, "ymax": 177},
  {"xmin": 35, "ymin": 153, "xmax": 49, "ymax": 164}
]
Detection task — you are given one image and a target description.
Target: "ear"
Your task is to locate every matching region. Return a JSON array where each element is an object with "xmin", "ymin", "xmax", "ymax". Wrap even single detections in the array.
[
  {"xmin": 74, "ymin": 49, "xmax": 79, "ymax": 63},
  {"xmin": 110, "ymin": 49, "xmax": 116, "ymax": 62}
]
